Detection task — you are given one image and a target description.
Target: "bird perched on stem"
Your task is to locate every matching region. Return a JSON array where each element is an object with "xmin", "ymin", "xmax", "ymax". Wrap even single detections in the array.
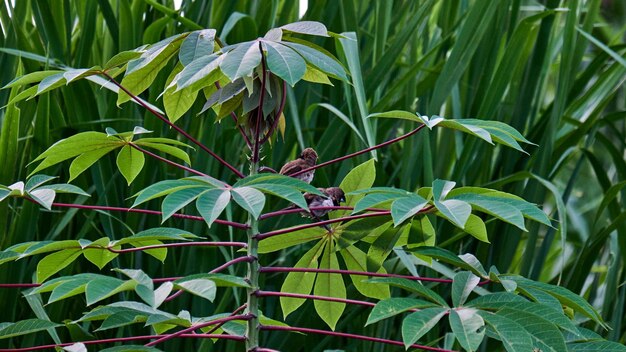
[
  {"xmin": 279, "ymin": 148, "xmax": 318, "ymax": 184},
  {"xmin": 301, "ymin": 187, "xmax": 346, "ymax": 218}
]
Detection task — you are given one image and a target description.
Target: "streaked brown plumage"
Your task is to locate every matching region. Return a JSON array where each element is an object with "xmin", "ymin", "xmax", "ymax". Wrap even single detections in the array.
[
  {"xmin": 279, "ymin": 148, "xmax": 318, "ymax": 184},
  {"xmin": 302, "ymin": 187, "xmax": 346, "ymax": 218}
]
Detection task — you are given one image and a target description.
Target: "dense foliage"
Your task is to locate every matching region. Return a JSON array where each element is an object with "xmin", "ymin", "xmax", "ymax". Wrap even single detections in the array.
[{"xmin": 0, "ymin": 1, "xmax": 624, "ymax": 351}]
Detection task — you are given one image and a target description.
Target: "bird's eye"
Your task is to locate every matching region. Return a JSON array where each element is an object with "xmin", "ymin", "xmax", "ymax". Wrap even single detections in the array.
[{"xmin": 340, "ymin": 197, "xmax": 346, "ymax": 203}]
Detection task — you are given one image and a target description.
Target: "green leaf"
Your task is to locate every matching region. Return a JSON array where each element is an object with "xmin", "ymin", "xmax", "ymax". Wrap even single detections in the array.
[
  {"xmin": 451, "ymin": 194, "xmax": 527, "ymax": 231},
  {"xmin": 118, "ymin": 34, "xmax": 184, "ymax": 104},
  {"xmin": 402, "ymin": 307, "xmax": 447, "ymax": 348},
  {"xmin": 478, "ymin": 311, "xmax": 534, "ymax": 352},
  {"xmin": 281, "ymin": 241, "xmax": 324, "ymax": 318},
  {"xmin": 83, "ymin": 238, "xmax": 119, "ymax": 269},
  {"xmin": 179, "ymin": 29, "xmax": 216, "ymax": 66},
  {"xmin": 366, "ymin": 298, "xmax": 437, "ymax": 326},
  {"xmin": 340, "ymin": 245, "xmax": 390, "ymax": 300},
  {"xmin": 232, "ymin": 186, "xmax": 265, "ymax": 219},
  {"xmin": 29, "ymin": 188, "xmax": 56, "ymax": 210},
  {"xmin": 114, "ymin": 227, "xmax": 199, "ymax": 246},
  {"xmin": 452, "ymin": 271, "xmax": 480, "ymax": 306},
  {"xmin": 250, "ymin": 184, "xmax": 308, "ymax": 210},
  {"xmin": 259, "ymin": 227, "xmax": 325, "ymax": 254},
  {"xmin": 433, "ymin": 180, "xmax": 471, "ymax": 228},
  {"xmin": 36, "ymin": 249, "xmax": 82, "ymax": 283},
  {"xmin": 334, "ymin": 159, "xmax": 376, "ymax": 219},
  {"xmin": 264, "ymin": 42, "xmax": 306, "ymax": 86},
  {"xmin": 25, "ymin": 175, "xmax": 56, "ymax": 191},
  {"xmin": 390, "ymin": 194, "xmax": 429, "ymax": 226},
  {"xmin": 463, "ymin": 214, "xmax": 489, "ymax": 243},
  {"xmin": 175, "ymin": 273, "xmax": 250, "ymax": 288},
  {"xmin": 352, "ymin": 192, "xmax": 405, "ymax": 214},
  {"xmin": 408, "ymin": 246, "xmax": 487, "ymax": 277},
  {"xmin": 175, "ymin": 279, "xmax": 217, "ymax": 302},
  {"xmin": 96, "ymin": 311, "xmax": 146, "ymax": 331},
  {"xmin": 29, "ymin": 132, "xmax": 122, "ymax": 177},
  {"xmin": 313, "ymin": 242, "xmax": 345, "ymax": 330},
  {"xmin": 196, "ymin": 189, "xmax": 231, "ymax": 227},
  {"xmin": 174, "ymin": 54, "xmax": 223, "ymax": 91},
  {"xmin": 85, "ymin": 277, "xmax": 133, "ymax": 306},
  {"xmin": 504, "ymin": 276, "xmax": 606, "ymax": 327},
  {"xmin": 367, "ymin": 223, "xmax": 410, "ymax": 272},
  {"xmin": 283, "ymin": 42, "xmax": 347, "ymax": 81},
  {"xmin": 281, "ymin": 21, "xmax": 329, "ymax": 37},
  {"xmin": 497, "ymin": 308, "xmax": 567, "ymax": 352},
  {"xmin": 46, "ymin": 277, "xmax": 91, "ymax": 304},
  {"xmin": 162, "ymin": 63, "xmax": 198, "ymax": 123},
  {"xmin": 134, "ymin": 141, "xmax": 191, "ymax": 165},
  {"xmin": 3, "ymin": 70, "xmax": 64, "ymax": 89},
  {"xmin": 38, "ymin": 184, "xmax": 90, "ymax": 197},
  {"xmin": 569, "ymin": 341, "xmax": 626, "ymax": 352},
  {"xmin": 234, "ymin": 174, "xmax": 321, "ymax": 194},
  {"xmin": 68, "ymin": 146, "xmax": 120, "ymax": 181},
  {"xmin": 115, "ymin": 145, "xmax": 145, "ymax": 185},
  {"xmin": 0, "ymin": 319, "xmax": 62, "ymax": 340},
  {"xmin": 367, "ymin": 277, "xmax": 448, "ymax": 307},
  {"xmin": 449, "ymin": 308, "xmax": 485, "ymax": 352},
  {"xmin": 161, "ymin": 187, "xmax": 207, "ymax": 221},
  {"xmin": 132, "ymin": 179, "xmax": 207, "ymax": 207},
  {"xmin": 220, "ymin": 41, "xmax": 262, "ymax": 81},
  {"xmin": 103, "ymin": 50, "xmax": 143, "ymax": 70}
]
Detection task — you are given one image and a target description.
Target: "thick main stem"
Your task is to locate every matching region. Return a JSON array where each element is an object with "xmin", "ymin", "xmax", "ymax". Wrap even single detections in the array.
[{"xmin": 245, "ymin": 158, "xmax": 261, "ymax": 351}]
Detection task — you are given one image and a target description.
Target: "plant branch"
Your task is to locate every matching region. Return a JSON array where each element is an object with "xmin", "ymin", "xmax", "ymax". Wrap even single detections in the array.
[
  {"xmin": 129, "ymin": 143, "xmax": 209, "ymax": 177},
  {"xmin": 256, "ymin": 290, "xmax": 376, "ymax": 307},
  {"xmin": 146, "ymin": 314, "xmax": 252, "ymax": 347},
  {"xmin": 259, "ymin": 80, "xmax": 287, "ymax": 144},
  {"xmin": 290, "ymin": 124, "xmax": 426, "ymax": 178},
  {"xmin": 255, "ymin": 212, "xmax": 391, "ymax": 240},
  {"xmin": 259, "ymin": 326, "xmax": 456, "ymax": 352},
  {"xmin": 252, "ymin": 42, "xmax": 268, "ymax": 163},
  {"xmin": 204, "ymin": 304, "xmax": 248, "ymax": 335},
  {"xmin": 0, "ymin": 334, "xmax": 245, "ymax": 351},
  {"xmin": 38, "ymin": 201, "xmax": 249, "ymax": 229},
  {"xmin": 101, "ymin": 71, "xmax": 245, "ymax": 178},
  {"xmin": 209, "ymin": 255, "xmax": 254, "ymax": 274}
]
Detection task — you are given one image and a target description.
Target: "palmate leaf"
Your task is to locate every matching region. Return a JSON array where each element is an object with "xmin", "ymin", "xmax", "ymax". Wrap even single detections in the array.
[
  {"xmin": 367, "ymin": 277, "xmax": 448, "ymax": 307},
  {"xmin": 369, "ymin": 111, "xmax": 533, "ymax": 152},
  {"xmin": 29, "ymin": 129, "xmax": 191, "ymax": 184}
]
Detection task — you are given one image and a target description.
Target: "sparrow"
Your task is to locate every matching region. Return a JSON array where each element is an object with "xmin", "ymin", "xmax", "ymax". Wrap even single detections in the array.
[
  {"xmin": 279, "ymin": 148, "xmax": 318, "ymax": 184},
  {"xmin": 302, "ymin": 187, "xmax": 346, "ymax": 218}
]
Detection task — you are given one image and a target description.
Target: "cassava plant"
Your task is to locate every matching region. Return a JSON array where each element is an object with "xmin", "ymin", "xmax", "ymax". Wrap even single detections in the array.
[{"xmin": 0, "ymin": 20, "xmax": 623, "ymax": 352}]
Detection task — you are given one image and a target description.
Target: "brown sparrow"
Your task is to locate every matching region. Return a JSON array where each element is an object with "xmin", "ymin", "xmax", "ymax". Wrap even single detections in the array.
[{"xmin": 279, "ymin": 148, "xmax": 318, "ymax": 184}]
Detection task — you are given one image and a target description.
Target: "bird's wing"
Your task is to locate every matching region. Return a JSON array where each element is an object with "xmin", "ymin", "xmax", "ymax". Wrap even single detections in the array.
[{"xmin": 279, "ymin": 161, "xmax": 304, "ymax": 175}]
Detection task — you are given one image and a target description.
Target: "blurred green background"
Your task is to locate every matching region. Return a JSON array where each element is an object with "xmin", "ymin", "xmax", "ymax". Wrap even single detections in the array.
[{"xmin": 0, "ymin": 0, "xmax": 624, "ymax": 350}]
